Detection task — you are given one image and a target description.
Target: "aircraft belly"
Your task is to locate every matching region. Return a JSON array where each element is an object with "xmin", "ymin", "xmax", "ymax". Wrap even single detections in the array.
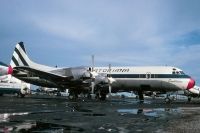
[
  {"xmin": 113, "ymin": 78, "xmax": 162, "ymax": 89},
  {"xmin": 112, "ymin": 78, "xmax": 182, "ymax": 91}
]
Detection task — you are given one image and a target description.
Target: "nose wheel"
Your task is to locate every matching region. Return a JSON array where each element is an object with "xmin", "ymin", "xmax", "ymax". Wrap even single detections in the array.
[
  {"xmin": 188, "ymin": 96, "xmax": 192, "ymax": 102},
  {"xmin": 138, "ymin": 90, "xmax": 144, "ymax": 103}
]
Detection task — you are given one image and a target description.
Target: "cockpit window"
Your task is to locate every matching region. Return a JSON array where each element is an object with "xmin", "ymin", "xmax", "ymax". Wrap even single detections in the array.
[
  {"xmin": 179, "ymin": 71, "xmax": 185, "ymax": 75},
  {"xmin": 172, "ymin": 71, "xmax": 185, "ymax": 75}
]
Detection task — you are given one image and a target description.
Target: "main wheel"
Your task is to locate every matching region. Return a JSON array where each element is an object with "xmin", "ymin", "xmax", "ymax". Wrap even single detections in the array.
[
  {"xmin": 99, "ymin": 92, "xmax": 106, "ymax": 100},
  {"xmin": 165, "ymin": 97, "xmax": 171, "ymax": 103},
  {"xmin": 188, "ymin": 97, "xmax": 192, "ymax": 102}
]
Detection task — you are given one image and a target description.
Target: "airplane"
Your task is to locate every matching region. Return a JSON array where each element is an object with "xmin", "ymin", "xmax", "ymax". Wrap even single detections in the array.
[
  {"xmin": 9, "ymin": 42, "xmax": 103, "ymax": 99},
  {"xmin": 0, "ymin": 63, "xmax": 31, "ymax": 97},
  {"xmin": 93, "ymin": 66, "xmax": 195, "ymax": 102},
  {"xmin": 8, "ymin": 42, "xmax": 195, "ymax": 102}
]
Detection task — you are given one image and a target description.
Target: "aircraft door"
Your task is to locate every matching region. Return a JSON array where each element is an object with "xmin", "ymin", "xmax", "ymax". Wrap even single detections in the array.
[{"xmin": 146, "ymin": 72, "xmax": 151, "ymax": 79}]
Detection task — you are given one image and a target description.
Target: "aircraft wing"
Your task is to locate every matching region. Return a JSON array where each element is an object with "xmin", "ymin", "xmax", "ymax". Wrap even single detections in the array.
[{"xmin": 13, "ymin": 66, "xmax": 73, "ymax": 82}]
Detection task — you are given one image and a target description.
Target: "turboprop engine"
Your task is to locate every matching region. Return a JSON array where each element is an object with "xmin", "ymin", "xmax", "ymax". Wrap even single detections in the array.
[{"xmin": 19, "ymin": 83, "xmax": 31, "ymax": 97}]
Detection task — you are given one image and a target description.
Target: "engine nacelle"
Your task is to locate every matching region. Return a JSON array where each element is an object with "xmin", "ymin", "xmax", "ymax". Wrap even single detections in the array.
[{"xmin": 20, "ymin": 83, "xmax": 31, "ymax": 97}]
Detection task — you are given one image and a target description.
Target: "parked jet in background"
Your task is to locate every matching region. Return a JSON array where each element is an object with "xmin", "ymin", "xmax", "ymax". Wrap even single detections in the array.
[
  {"xmin": 0, "ymin": 62, "xmax": 30, "ymax": 97},
  {"xmin": 8, "ymin": 42, "xmax": 195, "ymax": 102},
  {"xmin": 184, "ymin": 85, "xmax": 200, "ymax": 101},
  {"xmin": 187, "ymin": 85, "xmax": 200, "ymax": 95}
]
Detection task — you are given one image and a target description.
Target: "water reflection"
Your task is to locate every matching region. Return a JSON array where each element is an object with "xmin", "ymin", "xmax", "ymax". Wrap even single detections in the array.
[
  {"xmin": 0, "ymin": 121, "xmax": 84, "ymax": 132},
  {"xmin": 117, "ymin": 108, "xmax": 181, "ymax": 117},
  {"xmin": 0, "ymin": 112, "xmax": 29, "ymax": 122}
]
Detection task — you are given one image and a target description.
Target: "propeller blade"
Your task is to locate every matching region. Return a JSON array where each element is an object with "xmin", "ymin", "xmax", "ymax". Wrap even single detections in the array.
[
  {"xmin": 91, "ymin": 81, "xmax": 95, "ymax": 94},
  {"xmin": 90, "ymin": 71, "xmax": 98, "ymax": 77},
  {"xmin": 109, "ymin": 84, "xmax": 112, "ymax": 94},
  {"xmin": 108, "ymin": 64, "xmax": 112, "ymax": 95},
  {"xmin": 108, "ymin": 77, "xmax": 116, "ymax": 84},
  {"xmin": 90, "ymin": 55, "xmax": 96, "ymax": 94},
  {"xmin": 92, "ymin": 55, "xmax": 94, "ymax": 71}
]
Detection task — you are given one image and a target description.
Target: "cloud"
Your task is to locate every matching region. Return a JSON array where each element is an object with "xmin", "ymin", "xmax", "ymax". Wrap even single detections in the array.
[{"xmin": 1, "ymin": 0, "xmax": 200, "ymax": 83}]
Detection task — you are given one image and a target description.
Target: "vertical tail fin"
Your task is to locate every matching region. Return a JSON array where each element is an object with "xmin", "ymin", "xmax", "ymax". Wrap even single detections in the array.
[
  {"xmin": 9, "ymin": 42, "xmax": 55, "ymax": 71},
  {"xmin": 10, "ymin": 42, "xmax": 32, "ymax": 68}
]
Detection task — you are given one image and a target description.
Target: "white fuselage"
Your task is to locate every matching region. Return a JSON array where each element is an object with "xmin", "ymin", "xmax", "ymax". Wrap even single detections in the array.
[{"xmin": 94, "ymin": 66, "xmax": 193, "ymax": 92}]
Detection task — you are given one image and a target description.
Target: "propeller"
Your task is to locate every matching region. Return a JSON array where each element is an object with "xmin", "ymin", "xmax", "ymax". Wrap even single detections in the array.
[
  {"xmin": 89, "ymin": 56, "xmax": 116, "ymax": 96},
  {"xmin": 107, "ymin": 64, "xmax": 116, "ymax": 95},
  {"xmin": 90, "ymin": 55, "xmax": 97, "ymax": 94}
]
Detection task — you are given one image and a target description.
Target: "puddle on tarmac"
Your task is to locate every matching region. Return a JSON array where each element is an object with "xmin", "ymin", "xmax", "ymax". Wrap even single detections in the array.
[
  {"xmin": 83, "ymin": 113, "xmax": 106, "ymax": 116},
  {"xmin": 0, "ymin": 109, "xmax": 85, "ymax": 132},
  {"xmin": 0, "ymin": 110, "xmax": 64, "ymax": 123},
  {"xmin": 0, "ymin": 121, "xmax": 84, "ymax": 132},
  {"xmin": 111, "ymin": 99, "xmax": 152, "ymax": 105},
  {"xmin": 66, "ymin": 104, "xmax": 93, "ymax": 113},
  {"xmin": 0, "ymin": 112, "xmax": 29, "ymax": 122},
  {"xmin": 117, "ymin": 108, "xmax": 182, "ymax": 118}
]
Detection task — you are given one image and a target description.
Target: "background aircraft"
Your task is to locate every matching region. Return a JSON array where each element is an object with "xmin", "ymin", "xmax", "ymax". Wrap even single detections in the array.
[
  {"xmin": 0, "ymin": 62, "xmax": 30, "ymax": 97},
  {"xmin": 184, "ymin": 85, "xmax": 200, "ymax": 101}
]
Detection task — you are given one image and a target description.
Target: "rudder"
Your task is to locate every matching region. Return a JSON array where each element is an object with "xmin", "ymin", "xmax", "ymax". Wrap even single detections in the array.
[{"xmin": 10, "ymin": 42, "xmax": 31, "ymax": 68}]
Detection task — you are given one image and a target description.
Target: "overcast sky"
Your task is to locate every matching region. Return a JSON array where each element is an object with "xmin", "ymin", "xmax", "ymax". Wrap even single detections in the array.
[{"xmin": 1, "ymin": 0, "xmax": 200, "ymax": 84}]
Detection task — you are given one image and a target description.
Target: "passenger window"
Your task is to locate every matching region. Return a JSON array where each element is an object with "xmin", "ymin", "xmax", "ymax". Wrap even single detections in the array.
[
  {"xmin": 172, "ymin": 71, "xmax": 175, "ymax": 74},
  {"xmin": 139, "ymin": 74, "xmax": 146, "ymax": 78},
  {"xmin": 151, "ymin": 74, "xmax": 155, "ymax": 78}
]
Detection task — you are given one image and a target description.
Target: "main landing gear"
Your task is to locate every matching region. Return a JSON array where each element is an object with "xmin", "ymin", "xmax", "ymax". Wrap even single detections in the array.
[
  {"xmin": 138, "ymin": 90, "xmax": 144, "ymax": 103},
  {"xmin": 68, "ymin": 90, "xmax": 79, "ymax": 100},
  {"xmin": 95, "ymin": 91, "xmax": 107, "ymax": 101},
  {"xmin": 164, "ymin": 93, "xmax": 177, "ymax": 104},
  {"xmin": 87, "ymin": 90, "xmax": 107, "ymax": 101},
  {"xmin": 187, "ymin": 96, "xmax": 192, "ymax": 102}
]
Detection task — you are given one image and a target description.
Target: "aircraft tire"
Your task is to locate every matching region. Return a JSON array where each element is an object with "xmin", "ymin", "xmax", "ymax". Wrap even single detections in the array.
[
  {"xmin": 99, "ymin": 93, "xmax": 106, "ymax": 101},
  {"xmin": 87, "ymin": 93, "xmax": 92, "ymax": 99},
  {"xmin": 18, "ymin": 92, "xmax": 25, "ymax": 98},
  {"xmin": 68, "ymin": 92, "xmax": 78, "ymax": 100},
  {"xmin": 188, "ymin": 97, "xmax": 191, "ymax": 102},
  {"xmin": 165, "ymin": 98, "xmax": 171, "ymax": 104}
]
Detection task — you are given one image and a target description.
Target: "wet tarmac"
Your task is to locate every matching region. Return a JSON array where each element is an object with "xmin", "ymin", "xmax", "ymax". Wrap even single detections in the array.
[{"xmin": 1, "ymin": 96, "xmax": 200, "ymax": 133}]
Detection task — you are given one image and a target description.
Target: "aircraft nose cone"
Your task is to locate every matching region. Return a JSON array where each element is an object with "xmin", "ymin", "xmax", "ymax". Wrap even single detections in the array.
[
  {"xmin": 187, "ymin": 78, "xmax": 195, "ymax": 90},
  {"xmin": 7, "ymin": 65, "xmax": 13, "ymax": 75}
]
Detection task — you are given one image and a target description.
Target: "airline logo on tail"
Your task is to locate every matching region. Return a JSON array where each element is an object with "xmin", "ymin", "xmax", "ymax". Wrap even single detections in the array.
[{"xmin": 10, "ymin": 42, "xmax": 29, "ymax": 68}]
